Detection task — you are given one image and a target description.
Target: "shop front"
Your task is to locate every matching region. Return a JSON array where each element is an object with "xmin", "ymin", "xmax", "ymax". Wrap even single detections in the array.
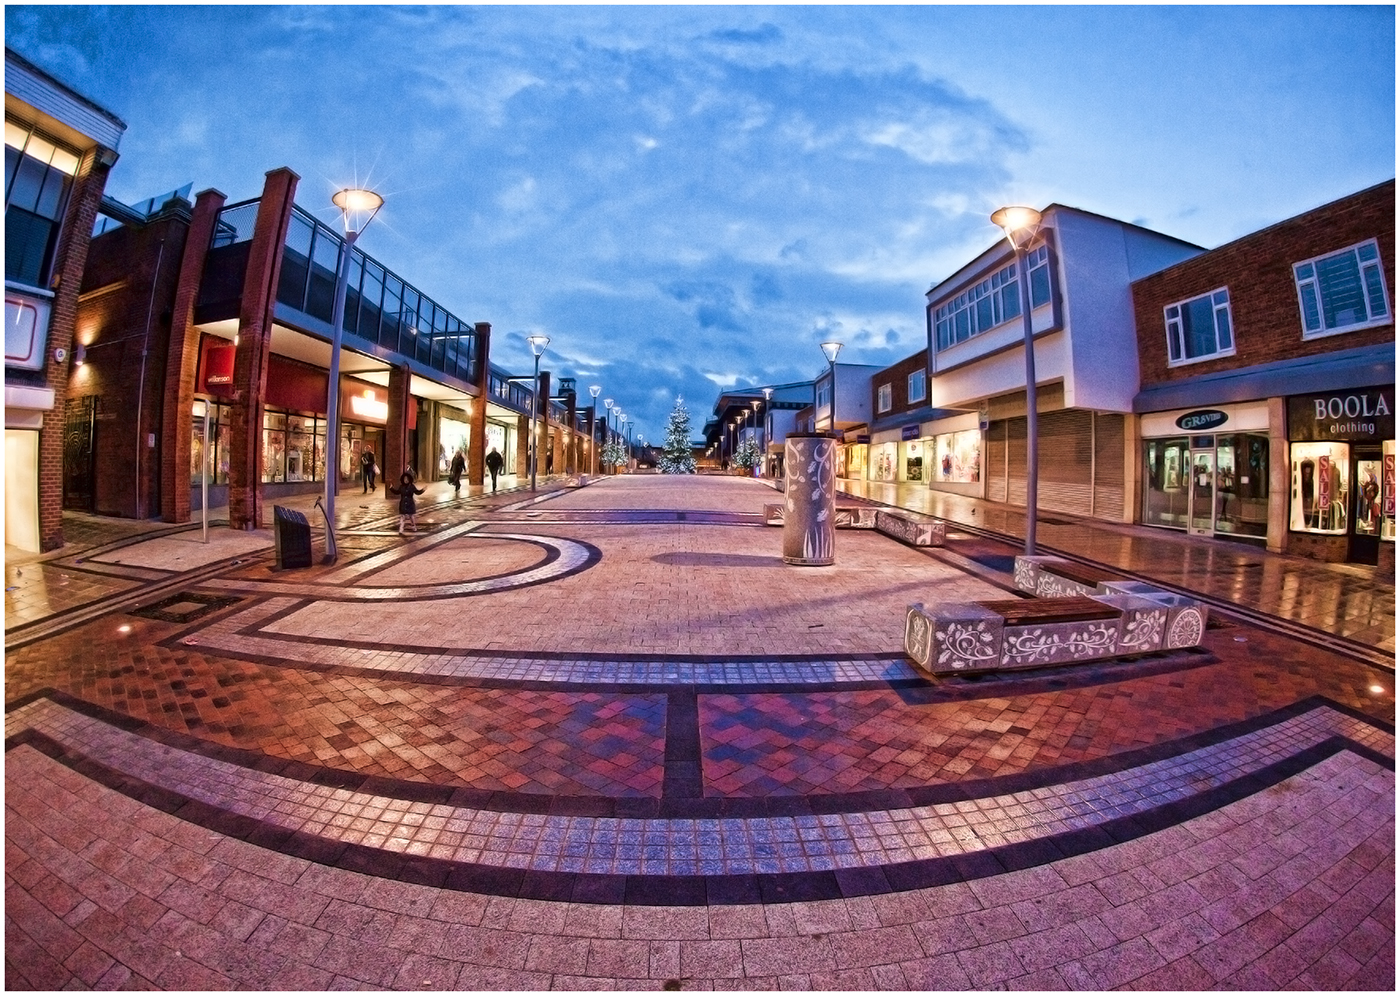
[
  {"xmin": 436, "ymin": 404, "xmax": 471, "ymax": 478},
  {"xmin": 900, "ymin": 425, "xmax": 926, "ymax": 483},
  {"xmin": 839, "ymin": 440, "xmax": 868, "ymax": 480},
  {"xmin": 869, "ymin": 438, "xmax": 898, "ymax": 482},
  {"xmin": 926, "ymin": 412, "xmax": 984, "ymax": 498},
  {"xmin": 1286, "ymin": 386, "xmax": 1394, "ymax": 566},
  {"xmin": 1140, "ymin": 401, "xmax": 1272, "ymax": 546}
]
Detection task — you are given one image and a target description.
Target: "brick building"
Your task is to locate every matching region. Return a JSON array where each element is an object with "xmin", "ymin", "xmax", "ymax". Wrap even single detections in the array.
[
  {"xmin": 1131, "ymin": 179, "xmax": 1395, "ymax": 567},
  {"xmin": 4, "ymin": 47, "xmax": 126, "ymax": 551}
]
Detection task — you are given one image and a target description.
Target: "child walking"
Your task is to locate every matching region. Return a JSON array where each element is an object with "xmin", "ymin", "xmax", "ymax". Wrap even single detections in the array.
[{"xmin": 388, "ymin": 471, "xmax": 425, "ymax": 534}]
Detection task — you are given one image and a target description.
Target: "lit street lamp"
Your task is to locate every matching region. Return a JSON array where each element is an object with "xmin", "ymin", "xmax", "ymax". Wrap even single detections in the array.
[
  {"xmin": 761, "ymin": 387, "xmax": 773, "ymax": 475},
  {"xmin": 322, "ymin": 186, "xmax": 383, "ymax": 563},
  {"xmin": 527, "ymin": 334, "xmax": 550, "ymax": 490},
  {"xmin": 820, "ymin": 340, "xmax": 842, "ymax": 437},
  {"xmin": 991, "ymin": 205, "xmax": 1044, "ymax": 555},
  {"xmin": 589, "ymin": 384, "xmax": 601, "ymax": 476}
]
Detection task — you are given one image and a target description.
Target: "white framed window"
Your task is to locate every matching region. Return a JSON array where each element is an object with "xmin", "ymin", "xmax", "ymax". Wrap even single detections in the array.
[
  {"xmin": 1165, "ymin": 287, "xmax": 1234, "ymax": 366},
  {"xmin": 933, "ymin": 244, "xmax": 1052, "ymax": 352},
  {"xmin": 876, "ymin": 383, "xmax": 892, "ymax": 413},
  {"xmin": 1294, "ymin": 238, "xmax": 1390, "ymax": 339},
  {"xmin": 816, "ymin": 382, "xmax": 831, "ymax": 409},
  {"xmin": 907, "ymin": 369, "xmax": 926, "ymax": 404}
]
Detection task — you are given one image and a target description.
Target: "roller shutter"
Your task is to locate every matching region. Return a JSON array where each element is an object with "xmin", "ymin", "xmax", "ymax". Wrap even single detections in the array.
[
  {"xmin": 986, "ymin": 421, "xmax": 1007, "ymax": 503},
  {"xmin": 1038, "ymin": 409, "xmax": 1094, "ymax": 516},
  {"xmin": 1093, "ymin": 413, "xmax": 1125, "ymax": 520}
]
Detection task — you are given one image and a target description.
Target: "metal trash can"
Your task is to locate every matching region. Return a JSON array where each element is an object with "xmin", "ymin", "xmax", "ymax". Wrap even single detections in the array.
[
  {"xmin": 272, "ymin": 505, "xmax": 313, "ymax": 570},
  {"xmin": 781, "ymin": 433, "xmax": 837, "ymax": 566}
]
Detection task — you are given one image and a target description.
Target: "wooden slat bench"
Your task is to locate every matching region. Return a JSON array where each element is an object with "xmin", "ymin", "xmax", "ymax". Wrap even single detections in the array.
[{"xmin": 764, "ymin": 503, "xmax": 945, "ymax": 547}]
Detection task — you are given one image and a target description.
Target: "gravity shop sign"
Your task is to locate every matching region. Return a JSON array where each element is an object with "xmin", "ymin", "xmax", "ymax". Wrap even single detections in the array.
[
  {"xmin": 1175, "ymin": 409, "xmax": 1229, "ymax": 431},
  {"xmin": 1287, "ymin": 386, "xmax": 1394, "ymax": 442}
]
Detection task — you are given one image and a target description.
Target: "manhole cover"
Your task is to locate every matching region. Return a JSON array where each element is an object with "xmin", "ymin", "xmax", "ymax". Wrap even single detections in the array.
[{"xmin": 130, "ymin": 592, "xmax": 242, "ymax": 624}]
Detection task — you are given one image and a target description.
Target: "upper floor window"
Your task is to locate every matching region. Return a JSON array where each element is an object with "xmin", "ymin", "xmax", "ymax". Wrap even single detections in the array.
[
  {"xmin": 907, "ymin": 369, "xmax": 926, "ymax": 404},
  {"xmin": 1165, "ymin": 288, "xmax": 1234, "ymax": 365},
  {"xmin": 876, "ymin": 383, "xmax": 892, "ymax": 413},
  {"xmin": 5, "ymin": 118, "xmax": 81, "ymax": 289},
  {"xmin": 1294, "ymin": 239, "xmax": 1390, "ymax": 339},
  {"xmin": 816, "ymin": 382, "xmax": 831, "ymax": 409},
  {"xmin": 934, "ymin": 244, "xmax": 1051, "ymax": 351}
]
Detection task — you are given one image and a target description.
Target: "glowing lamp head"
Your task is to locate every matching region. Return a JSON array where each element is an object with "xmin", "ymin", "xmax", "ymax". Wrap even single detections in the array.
[
  {"xmin": 589, "ymin": 384, "xmax": 601, "ymax": 398},
  {"xmin": 991, "ymin": 205, "xmax": 1043, "ymax": 248},
  {"xmin": 820, "ymin": 341, "xmax": 843, "ymax": 364},
  {"xmin": 332, "ymin": 187, "xmax": 384, "ymax": 234},
  {"xmin": 527, "ymin": 334, "xmax": 550, "ymax": 357}
]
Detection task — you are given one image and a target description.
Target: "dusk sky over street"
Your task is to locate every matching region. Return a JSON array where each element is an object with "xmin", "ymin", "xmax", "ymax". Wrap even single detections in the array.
[{"xmin": 6, "ymin": 4, "xmax": 1394, "ymax": 441}]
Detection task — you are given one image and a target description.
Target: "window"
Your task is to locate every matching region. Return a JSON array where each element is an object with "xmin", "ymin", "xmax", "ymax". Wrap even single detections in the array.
[
  {"xmin": 907, "ymin": 369, "xmax": 926, "ymax": 404},
  {"xmin": 933, "ymin": 244, "xmax": 1052, "ymax": 351},
  {"xmin": 1165, "ymin": 288, "xmax": 1234, "ymax": 365},
  {"xmin": 816, "ymin": 382, "xmax": 831, "ymax": 409},
  {"xmin": 5, "ymin": 118, "xmax": 80, "ymax": 289},
  {"xmin": 1294, "ymin": 239, "xmax": 1390, "ymax": 338},
  {"xmin": 876, "ymin": 383, "xmax": 892, "ymax": 413}
]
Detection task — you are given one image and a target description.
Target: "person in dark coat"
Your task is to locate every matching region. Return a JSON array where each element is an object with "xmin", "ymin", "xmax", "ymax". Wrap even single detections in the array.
[
  {"xmin": 360, "ymin": 447, "xmax": 377, "ymax": 492},
  {"xmin": 484, "ymin": 447, "xmax": 504, "ymax": 493},
  {"xmin": 387, "ymin": 471, "xmax": 425, "ymax": 534},
  {"xmin": 447, "ymin": 449, "xmax": 466, "ymax": 496}
]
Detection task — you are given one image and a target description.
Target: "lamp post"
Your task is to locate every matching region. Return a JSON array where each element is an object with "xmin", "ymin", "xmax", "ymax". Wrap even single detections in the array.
[
  {"xmin": 603, "ymin": 399, "xmax": 614, "ymax": 472},
  {"xmin": 762, "ymin": 387, "xmax": 773, "ymax": 475},
  {"xmin": 589, "ymin": 384, "xmax": 601, "ymax": 476},
  {"xmin": 527, "ymin": 334, "xmax": 550, "ymax": 490},
  {"xmin": 991, "ymin": 205, "xmax": 1044, "ymax": 556},
  {"xmin": 820, "ymin": 340, "xmax": 842, "ymax": 437},
  {"xmin": 622, "ymin": 413, "xmax": 631, "ymax": 470},
  {"xmin": 322, "ymin": 187, "xmax": 383, "ymax": 563}
]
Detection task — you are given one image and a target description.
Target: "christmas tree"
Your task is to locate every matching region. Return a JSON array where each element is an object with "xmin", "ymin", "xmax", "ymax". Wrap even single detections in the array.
[{"xmin": 659, "ymin": 396, "xmax": 697, "ymax": 474}]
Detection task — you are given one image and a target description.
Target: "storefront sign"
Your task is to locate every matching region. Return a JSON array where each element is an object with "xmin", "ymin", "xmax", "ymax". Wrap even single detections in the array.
[
  {"xmin": 4, "ymin": 293, "xmax": 49, "ymax": 371},
  {"xmin": 197, "ymin": 339, "xmax": 237, "ymax": 397},
  {"xmin": 1317, "ymin": 454, "xmax": 1332, "ymax": 510},
  {"xmin": 1175, "ymin": 409, "xmax": 1229, "ymax": 432},
  {"xmin": 901, "ymin": 424, "xmax": 920, "ymax": 441},
  {"xmin": 1288, "ymin": 387, "xmax": 1394, "ymax": 442},
  {"xmin": 343, "ymin": 386, "xmax": 388, "ymax": 425},
  {"xmin": 856, "ymin": 434, "xmax": 870, "ymax": 444},
  {"xmin": 1385, "ymin": 454, "xmax": 1396, "ymax": 517}
]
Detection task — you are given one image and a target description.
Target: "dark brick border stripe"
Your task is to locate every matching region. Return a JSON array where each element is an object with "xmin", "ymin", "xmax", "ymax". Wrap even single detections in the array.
[
  {"xmin": 7, "ymin": 726, "xmax": 1389, "ymax": 906},
  {"xmin": 7, "ymin": 690, "xmax": 1389, "ymax": 821}
]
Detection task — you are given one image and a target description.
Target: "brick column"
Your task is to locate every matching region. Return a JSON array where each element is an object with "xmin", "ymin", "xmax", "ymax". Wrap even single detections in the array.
[
  {"xmin": 160, "ymin": 188, "xmax": 227, "ymax": 523},
  {"xmin": 37, "ymin": 148, "xmax": 114, "ymax": 551},
  {"xmin": 536, "ymin": 371, "xmax": 552, "ymax": 477},
  {"xmin": 514, "ymin": 415, "xmax": 529, "ymax": 476},
  {"xmin": 584, "ymin": 407, "xmax": 596, "ymax": 477},
  {"xmin": 467, "ymin": 321, "xmax": 490, "ymax": 487},
  {"xmin": 226, "ymin": 167, "xmax": 299, "ymax": 531},
  {"xmin": 384, "ymin": 363, "xmax": 414, "ymax": 496}
]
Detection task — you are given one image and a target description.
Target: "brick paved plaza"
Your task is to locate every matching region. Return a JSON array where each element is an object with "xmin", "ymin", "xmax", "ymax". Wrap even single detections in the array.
[{"xmin": 5, "ymin": 475, "xmax": 1394, "ymax": 990}]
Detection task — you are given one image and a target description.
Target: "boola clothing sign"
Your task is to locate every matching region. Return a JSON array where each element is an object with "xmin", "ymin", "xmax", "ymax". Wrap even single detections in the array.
[{"xmin": 1287, "ymin": 385, "xmax": 1394, "ymax": 443}]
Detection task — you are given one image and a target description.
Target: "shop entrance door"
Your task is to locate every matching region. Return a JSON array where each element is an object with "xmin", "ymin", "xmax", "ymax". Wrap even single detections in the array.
[
  {"xmin": 1188, "ymin": 448, "xmax": 1216, "ymax": 535},
  {"xmin": 1349, "ymin": 446, "xmax": 1382, "ymax": 565}
]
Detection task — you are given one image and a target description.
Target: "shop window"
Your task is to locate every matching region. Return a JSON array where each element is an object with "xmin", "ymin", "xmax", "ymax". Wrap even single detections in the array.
[
  {"xmin": 1294, "ymin": 239, "xmax": 1389, "ymax": 339},
  {"xmin": 1165, "ymin": 288, "xmax": 1233, "ymax": 365},
  {"xmin": 1290, "ymin": 441, "xmax": 1350, "ymax": 534},
  {"xmin": 1142, "ymin": 437, "xmax": 1188, "ymax": 529},
  {"xmin": 904, "ymin": 439, "xmax": 924, "ymax": 482},
  {"xmin": 907, "ymin": 369, "xmax": 926, "ymax": 404},
  {"xmin": 5, "ymin": 119, "xmax": 79, "ymax": 289},
  {"xmin": 1213, "ymin": 433, "xmax": 1269, "ymax": 539},
  {"xmin": 876, "ymin": 383, "xmax": 892, "ymax": 413},
  {"xmin": 190, "ymin": 401, "xmax": 231, "ymax": 486},
  {"xmin": 934, "ymin": 429, "xmax": 982, "ymax": 483}
]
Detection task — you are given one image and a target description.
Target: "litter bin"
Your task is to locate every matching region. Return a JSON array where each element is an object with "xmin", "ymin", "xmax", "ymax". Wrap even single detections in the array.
[{"xmin": 273, "ymin": 505, "xmax": 313, "ymax": 570}]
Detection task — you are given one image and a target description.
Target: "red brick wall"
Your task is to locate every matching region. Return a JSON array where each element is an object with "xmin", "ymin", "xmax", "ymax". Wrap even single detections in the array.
[
  {"xmin": 870, "ymin": 349, "xmax": 930, "ymax": 417},
  {"xmin": 73, "ymin": 206, "xmax": 191, "ymax": 518},
  {"xmin": 37, "ymin": 150, "xmax": 113, "ymax": 550},
  {"xmin": 1133, "ymin": 180, "xmax": 1395, "ymax": 386}
]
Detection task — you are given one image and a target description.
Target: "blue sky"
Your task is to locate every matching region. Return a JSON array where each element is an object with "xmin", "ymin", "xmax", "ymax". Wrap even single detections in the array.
[{"xmin": 7, "ymin": 5, "xmax": 1394, "ymax": 441}]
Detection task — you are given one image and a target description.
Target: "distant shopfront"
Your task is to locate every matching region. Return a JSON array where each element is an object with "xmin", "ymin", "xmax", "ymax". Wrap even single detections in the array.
[{"xmin": 1286, "ymin": 385, "xmax": 1393, "ymax": 565}]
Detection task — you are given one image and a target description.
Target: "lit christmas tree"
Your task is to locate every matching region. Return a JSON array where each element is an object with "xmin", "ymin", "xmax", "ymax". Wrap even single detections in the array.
[{"xmin": 659, "ymin": 396, "xmax": 697, "ymax": 474}]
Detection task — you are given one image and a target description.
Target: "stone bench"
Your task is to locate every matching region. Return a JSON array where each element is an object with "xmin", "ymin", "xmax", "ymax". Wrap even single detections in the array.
[
  {"xmin": 764, "ymin": 503, "xmax": 876, "ymax": 528},
  {"xmin": 763, "ymin": 504, "xmax": 946, "ymax": 548},
  {"xmin": 1012, "ymin": 556, "xmax": 1208, "ymax": 648},
  {"xmin": 904, "ymin": 588, "xmax": 1208, "ymax": 676}
]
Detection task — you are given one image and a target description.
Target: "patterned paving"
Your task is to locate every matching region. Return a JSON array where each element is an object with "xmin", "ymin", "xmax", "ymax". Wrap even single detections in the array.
[{"xmin": 4, "ymin": 475, "xmax": 1395, "ymax": 989}]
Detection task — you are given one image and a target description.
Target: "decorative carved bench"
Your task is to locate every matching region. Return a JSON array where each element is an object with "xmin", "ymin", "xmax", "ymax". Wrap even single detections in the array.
[
  {"xmin": 904, "ymin": 587, "xmax": 1207, "ymax": 676},
  {"xmin": 765, "ymin": 504, "xmax": 946, "ymax": 548},
  {"xmin": 1013, "ymin": 555, "xmax": 1122, "ymax": 597}
]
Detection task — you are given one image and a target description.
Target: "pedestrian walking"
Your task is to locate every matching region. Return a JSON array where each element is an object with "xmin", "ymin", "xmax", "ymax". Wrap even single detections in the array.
[
  {"xmin": 485, "ymin": 447, "xmax": 504, "ymax": 493},
  {"xmin": 387, "ymin": 471, "xmax": 425, "ymax": 534},
  {"xmin": 360, "ymin": 446, "xmax": 377, "ymax": 493},
  {"xmin": 448, "ymin": 448, "xmax": 465, "ymax": 497}
]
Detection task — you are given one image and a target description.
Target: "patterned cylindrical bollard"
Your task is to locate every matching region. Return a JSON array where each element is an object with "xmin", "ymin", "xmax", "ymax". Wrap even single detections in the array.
[{"xmin": 782, "ymin": 434, "xmax": 837, "ymax": 566}]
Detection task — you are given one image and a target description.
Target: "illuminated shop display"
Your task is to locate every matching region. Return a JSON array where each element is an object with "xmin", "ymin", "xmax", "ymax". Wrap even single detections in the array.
[
  {"xmin": 935, "ymin": 429, "xmax": 981, "ymax": 483},
  {"xmin": 870, "ymin": 442, "xmax": 897, "ymax": 482}
]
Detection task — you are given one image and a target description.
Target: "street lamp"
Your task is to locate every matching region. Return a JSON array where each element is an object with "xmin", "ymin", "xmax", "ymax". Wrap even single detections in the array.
[
  {"xmin": 589, "ymin": 384, "xmax": 601, "ymax": 476},
  {"xmin": 991, "ymin": 204, "xmax": 1044, "ymax": 555},
  {"xmin": 820, "ymin": 340, "xmax": 842, "ymax": 437},
  {"xmin": 761, "ymin": 387, "xmax": 773, "ymax": 475},
  {"xmin": 603, "ymin": 399, "xmax": 614, "ymax": 472},
  {"xmin": 322, "ymin": 186, "xmax": 383, "ymax": 563},
  {"xmin": 621, "ymin": 413, "xmax": 631, "ymax": 470},
  {"xmin": 527, "ymin": 334, "xmax": 550, "ymax": 490}
]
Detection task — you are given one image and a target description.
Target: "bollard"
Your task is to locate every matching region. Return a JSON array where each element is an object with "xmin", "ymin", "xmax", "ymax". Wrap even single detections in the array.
[{"xmin": 782, "ymin": 433, "xmax": 837, "ymax": 566}]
